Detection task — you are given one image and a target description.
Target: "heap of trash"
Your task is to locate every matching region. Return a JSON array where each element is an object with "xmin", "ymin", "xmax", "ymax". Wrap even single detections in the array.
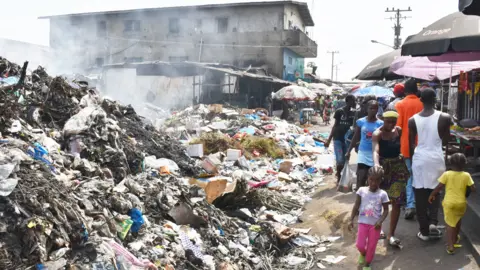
[{"xmin": 0, "ymin": 56, "xmax": 343, "ymax": 270}]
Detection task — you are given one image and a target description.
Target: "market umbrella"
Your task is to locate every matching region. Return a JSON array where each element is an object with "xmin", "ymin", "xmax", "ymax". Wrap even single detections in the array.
[
  {"xmin": 273, "ymin": 85, "xmax": 317, "ymax": 100},
  {"xmin": 401, "ymin": 12, "xmax": 480, "ymax": 56},
  {"xmin": 355, "ymin": 50, "xmax": 402, "ymax": 80},
  {"xmin": 460, "ymin": 0, "xmax": 480, "ymax": 15},
  {"xmin": 352, "ymin": 86, "xmax": 394, "ymax": 98},
  {"xmin": 390, "ymin": 56, "xmax": 480, "ymax": 81},
  {"xmin": 428, "ymin": 51, "xmax": 480, "ymax": 62}
]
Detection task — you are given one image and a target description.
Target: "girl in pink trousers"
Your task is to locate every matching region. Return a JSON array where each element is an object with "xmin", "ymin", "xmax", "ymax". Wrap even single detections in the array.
[{"xmin": 349, "ymin": 166, "xmax": 390, "ymax": 270}]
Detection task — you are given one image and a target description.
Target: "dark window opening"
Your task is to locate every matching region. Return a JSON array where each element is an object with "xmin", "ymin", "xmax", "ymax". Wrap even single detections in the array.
[
  {"xmin": 169, "ymin": 56, "xmax": 189, "ymax": 62},
  {"xmin": 95, "ymin": 57, "xmax": 104, "ymax": 67},
  {"xmin": 70, "ymin": 16, "xmax": 83, "ymax": 26},
  {"xmin": 195, "ymin": 19, "xmax": 202, "ymax": 31},
  {"xmin": 216, "ymin": 17, "xmax": 228, "ymax": 33},
  {"xmin": 97, "ymin": 21, "xmax": 107, "ymax": 37},
  {"xmin": 288, "ymin": 57, "xmax": 293, "ymax": 65},
  {"xmin": 169, "ymin": 18, "xmax": 180, "ymax": 34},
  {"xmin": 124, "ymin": 20, "xmax": 141, "ymax": 32},
  {"xmin": 125, "ymin": 57, "xmax": 143, "ymax": 63}
]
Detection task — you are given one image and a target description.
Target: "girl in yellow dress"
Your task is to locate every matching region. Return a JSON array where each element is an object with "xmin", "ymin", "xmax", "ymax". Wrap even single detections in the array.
[{"xmin": 428, "ymin": 153, "xmax": 476, "ymax": 254}]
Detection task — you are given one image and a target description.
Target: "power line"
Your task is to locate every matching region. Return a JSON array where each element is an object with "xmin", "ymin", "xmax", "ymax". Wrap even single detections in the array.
[
  {"xmin": 385, "ymin": 7, "xmax": 412, "ymax": 49},
  {"xmin": 327, "ymin": 51, "xmax": 339, "ymax": 81}
]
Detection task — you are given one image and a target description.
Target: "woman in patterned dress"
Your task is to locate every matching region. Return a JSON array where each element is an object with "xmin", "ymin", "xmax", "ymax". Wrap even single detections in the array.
[{"xmin": 372, "ymin": 110, "xmax": 409, "ymax": 247}]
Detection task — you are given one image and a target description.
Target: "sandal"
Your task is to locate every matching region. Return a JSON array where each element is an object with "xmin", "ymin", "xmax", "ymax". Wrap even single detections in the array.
[
  {"xmin": 446, "ymin": 247, "xmax": 455, "ymax": 255},
  {"xmin": 389, "ymin": 236, "xmax": 401, "ymax": 247}
]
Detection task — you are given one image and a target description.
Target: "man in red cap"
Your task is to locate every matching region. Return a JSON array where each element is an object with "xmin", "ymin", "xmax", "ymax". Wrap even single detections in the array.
[{"xmin": 387, "ymin": 83, "xmax": 405, "ymax": 111}]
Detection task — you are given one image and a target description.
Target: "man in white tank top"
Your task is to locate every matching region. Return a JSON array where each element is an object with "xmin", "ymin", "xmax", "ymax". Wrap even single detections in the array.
[{"xmin": 408, "ymin": 88, "xmax": 452, "ymax": 241}]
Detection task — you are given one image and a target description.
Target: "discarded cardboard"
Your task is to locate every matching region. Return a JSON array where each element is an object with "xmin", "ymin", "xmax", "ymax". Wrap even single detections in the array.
[
  {"xmin": 279, "ymin": 161, "xmax": 293, "ymax": 173},
  {"xmin": 226, "ymin": 149, "xmax": 242, "ymax": 161},
  {"xmin": 208, "ymin": 104, "xmax": 223, "ymax": 113},
  {"xmin": 187, "ymin": 144, "xmax": 204, "ymax": 157}
]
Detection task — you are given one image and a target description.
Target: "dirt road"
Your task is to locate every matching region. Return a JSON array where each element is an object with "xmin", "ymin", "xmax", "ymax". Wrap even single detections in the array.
[{"xmin": 299, "ymin": 121, "xmax": 478, "ymax": 269}]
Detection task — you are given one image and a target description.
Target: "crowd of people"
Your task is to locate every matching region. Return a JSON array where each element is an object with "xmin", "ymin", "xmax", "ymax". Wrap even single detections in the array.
[{"xmin": 325, "ymin": 79, "xmax": 477, "ymax": 270}]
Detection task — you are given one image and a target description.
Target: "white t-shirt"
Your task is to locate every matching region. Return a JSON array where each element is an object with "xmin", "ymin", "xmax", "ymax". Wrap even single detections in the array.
[{"xmin": 357, "ymin": 187, "xmax": 390, "ymax": 225}]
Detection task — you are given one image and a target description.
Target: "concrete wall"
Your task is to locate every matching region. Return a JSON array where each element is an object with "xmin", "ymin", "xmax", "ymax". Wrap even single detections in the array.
[
  {"xmin": 283, "ymin": 48, "xmax": 304, "ymax": 81},
  {"xmin": 284, "ymin": 4, "xmax": 305, "ymax": 31},
  {"xmin": 0, "ymin": 38, "xmax": 53, "ymax": 72},
  {"xmin": 48, "ymin": 4, "xmax": 315, "ymax": 77},
  {"xmin": 103, "ymin": 67, "xmax": 199, "ymax": 110}
]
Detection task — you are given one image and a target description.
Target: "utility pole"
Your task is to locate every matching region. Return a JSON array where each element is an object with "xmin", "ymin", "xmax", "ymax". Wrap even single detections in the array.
[
  {"xmin": 327, "ymin": 51, "xmax": 339, "ymax": 81},
  {"xmin": 385, "ymin": 7, "xmax": 412, "ymax": 49}
]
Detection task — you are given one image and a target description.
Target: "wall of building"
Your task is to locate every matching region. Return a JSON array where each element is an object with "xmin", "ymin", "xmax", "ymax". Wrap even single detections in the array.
[
  {"xmin": 283, "ymin": 48, "xmax": 304, "ymax": 81},
  {"xmin": 103, "ymin": 67, "xmax": 199, "ymax": 110},
  {"xmin": 284, "ymin": 4, "xmax": 305, "ymax": 31},
  {"xmin": 0, "ymin": 38, "xmax": 53, "ymax": 72},
  {"xmin": 48, "ymin": 4, "xmax": 309, "ymax": 77}
]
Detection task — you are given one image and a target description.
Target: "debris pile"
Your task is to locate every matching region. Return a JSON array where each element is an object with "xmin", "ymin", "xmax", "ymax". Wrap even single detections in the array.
[{"xmin": 0, "ymin": 57, "xmax": 342, "ymax": 270}]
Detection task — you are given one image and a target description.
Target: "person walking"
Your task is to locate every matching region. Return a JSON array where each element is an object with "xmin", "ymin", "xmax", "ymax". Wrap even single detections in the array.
[
  {"xmin": 372, "ymin": 110, "xmax": 409, "ymax": 247},
  {"xmin": 346, "ymin": 100, "xmax": 384, "ymax": 189},
  {"xmin": 428, "ymin": 153, "xmax": 476, "ymax": 254},
  {"xmin": 395, "ymin": 79, "xmax": 423, "ymax": 220},
  {"xmin": 264, "ymin": 94, "xmax": 272, "ymax": 116},
  {"xmin": 349, "ymin": 166, "xmax": 390, "ymax": 270},
  {"xmin": 408, "ymin": 88, "xmax": 452, "ymax": 241},
  {"xmin": 325, "ymin": 95, "xmax": 357, "ymax": 183},
  {"xmin": 386, "ymin": 83, "xmax": 405, "ymax": 111}
]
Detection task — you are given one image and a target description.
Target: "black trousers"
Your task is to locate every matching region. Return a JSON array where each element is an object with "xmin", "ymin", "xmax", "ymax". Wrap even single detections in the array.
[
  {"xmin": 356, "ymin": 163, "xmax": 371, "ymax": 189},
  {"xmin": 414, "ymin": 188, "xmax": 440, "ymax": 236}
]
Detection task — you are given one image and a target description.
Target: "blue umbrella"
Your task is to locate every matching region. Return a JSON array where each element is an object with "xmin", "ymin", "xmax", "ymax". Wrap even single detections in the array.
[{"xmin": 353, "ymin": 86, "xmax": 394, "ymax": 98}]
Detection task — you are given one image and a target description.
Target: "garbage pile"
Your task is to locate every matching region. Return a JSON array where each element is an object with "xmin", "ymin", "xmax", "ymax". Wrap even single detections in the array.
[{"xmin": 0, "ymin": 57, "xmax": 342, "ymax": 270}]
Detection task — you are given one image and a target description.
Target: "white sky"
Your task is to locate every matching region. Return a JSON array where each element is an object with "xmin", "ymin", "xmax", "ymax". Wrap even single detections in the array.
[{"xmin": 0, "ymin": 0, "xmax": 457, "ymax": 81}]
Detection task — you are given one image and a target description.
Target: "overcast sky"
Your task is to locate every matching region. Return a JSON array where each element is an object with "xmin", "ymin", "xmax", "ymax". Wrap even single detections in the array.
[{"xmin": 0, "ymin": 0, "xmax": 457, "ymax": 81}]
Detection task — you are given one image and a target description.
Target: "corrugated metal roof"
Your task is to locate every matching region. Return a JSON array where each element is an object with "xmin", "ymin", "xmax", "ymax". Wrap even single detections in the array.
[
  {"xmin": 187, "ymin": 62, "xmax": 292, "ymax": 84},
  {"xmin": 102, "ymin": 60, "xmax": 292, "ymax": 84},
  {"xmin": 38, "ymin": 1, "xmax": 314, "ymax": 26}
]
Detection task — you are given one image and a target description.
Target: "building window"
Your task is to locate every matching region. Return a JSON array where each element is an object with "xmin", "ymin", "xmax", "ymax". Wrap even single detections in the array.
[
  {"xmin": 95, "ymin": 57, "xmax": 104, "ymax": 67},
  {"xmin": 288, "ymin": 20, "xmax": 293, "ymax": 29},
  {"xmin": 216, "ymin": 17, "xmax": 228, "ymax": 33},
  {"xmin": 97, "ymin": 21, "xmax": 107, "ymax": 37},
  {"xmin": 125, "ymin": 57, "xmax": 143, "ymax": 63},
  {"xmin": 169, "ymin": 18, "xmax": 180, "ymax": 34},
  {"xmin": 288, "ymin": 57, "xmax": 293, "ymax": 65},
  {"xmin": 169, "ymin": 56, "xmax": 188, "ymax": 62},
  {"xmin": 70, "ymin": 16, "xmax": 83, "ymax": 26},
  {"xmin": 124, "ymin": 20, "xmax": 141, "ymax": 32},
  {"xmin": 195, "ymin": 19, "xmax": 202, "ymax": 32}
]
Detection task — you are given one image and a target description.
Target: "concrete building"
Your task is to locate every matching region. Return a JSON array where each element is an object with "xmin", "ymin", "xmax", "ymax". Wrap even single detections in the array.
[
  {"xmin": 40, "ymin": 1, "xmax": 317, "ymax": 80},
  {"xmin": 0, "ymin": 38, "xmax": 53, "ymax": 72}
]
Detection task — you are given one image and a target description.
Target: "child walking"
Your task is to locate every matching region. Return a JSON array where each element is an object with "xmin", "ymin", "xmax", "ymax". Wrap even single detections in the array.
[
  {"xmin": 428, "ymin": 153, "xmax": 476, "ymax": 254},
  {"xmin": 349, "ymin": 166, "xmax": 390, "ymax": 270}
]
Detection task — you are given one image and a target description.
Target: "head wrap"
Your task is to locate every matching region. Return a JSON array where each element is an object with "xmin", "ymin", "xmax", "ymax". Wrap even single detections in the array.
[{"xmin": 383, "ymin": 111, "xmax": 399, "ymax": 118}]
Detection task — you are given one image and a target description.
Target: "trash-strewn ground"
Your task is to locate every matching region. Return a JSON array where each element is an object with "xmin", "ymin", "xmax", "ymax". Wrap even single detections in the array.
[
  {"xmin": 299, "ymin": 123, "xmax": 478, "ymax": 270},
  {"xmin": 0, "ymin": 57, "xmax": 349, "ymax": 270}
]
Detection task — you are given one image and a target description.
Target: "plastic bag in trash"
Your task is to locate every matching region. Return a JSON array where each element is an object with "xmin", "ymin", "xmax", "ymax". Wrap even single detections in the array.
[
  {"xmin": 144, "ymin": 156, "xmax": 179, "ymax": 172},
  {"xmin": 337, "ymin": 164, "xmax": 357, "ymax": 193},
  {"xmin": 128, "ymin": 208, "xmax": 144, "ymax": 233}
]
